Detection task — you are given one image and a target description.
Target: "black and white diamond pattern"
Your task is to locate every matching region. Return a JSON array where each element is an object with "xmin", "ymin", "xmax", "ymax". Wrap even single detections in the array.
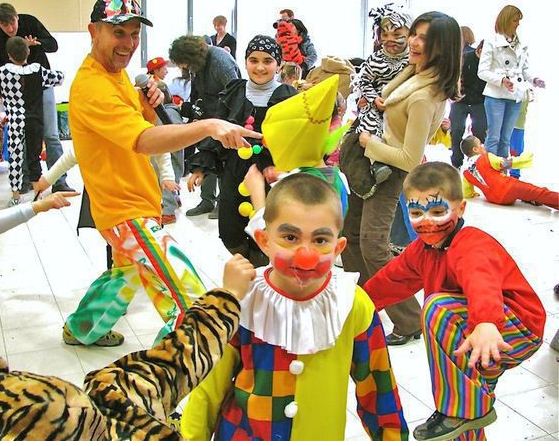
[{"xmin": 0, "ymin": 63, "xmax": 64, "ymax": 192}]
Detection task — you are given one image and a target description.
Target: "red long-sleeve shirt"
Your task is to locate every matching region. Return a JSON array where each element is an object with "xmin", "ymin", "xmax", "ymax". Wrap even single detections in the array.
[{"xmin": 363, "ymin": 226, "xmax": 545, "ymax": 338}]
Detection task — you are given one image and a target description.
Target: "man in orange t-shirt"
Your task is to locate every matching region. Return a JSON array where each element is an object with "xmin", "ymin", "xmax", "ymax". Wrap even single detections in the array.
[{"xmin": 63, "ymin": 0, "xmax": 260, "ymax": 347}]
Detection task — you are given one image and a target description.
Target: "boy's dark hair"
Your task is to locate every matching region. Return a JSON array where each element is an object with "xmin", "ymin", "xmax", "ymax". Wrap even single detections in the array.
[
  {"xmin": 403, "ymin": 162, "xmax": 463, "ymax": 201},
  {"xmin": 409, "ymin": 11, "xmax": 462, "ymax": 100},
  {"xmin": 279, "ymin": 8, "xmax": 294, "ymax": 18},
  {"xmin": 264, "ymin": 173, "xmax": 343, "ymax": 229},
  {"xmin": 460, "ymin": 135, "xmax": 480, "ymax": 158},
  {"xmin": 168, "ymin": 35, "xmax": 209, "ymax": 73},
  {"xmin": 6, "ymin": 36, "xmax": 29, "ymax": 64},
  {"xmin": 0, "ymin": 3, "xmax": 16, "ymax": 24}
]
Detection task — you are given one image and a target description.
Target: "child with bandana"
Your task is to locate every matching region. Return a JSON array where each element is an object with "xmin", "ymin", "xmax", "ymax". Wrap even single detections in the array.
[
  {"xmin": 363, "ymin": 161, "xmax": 546, "ymax": 441},
  {"xmin": 355, "ymin": 4, "xmax": 412, "ymax": 187},
  {"xmin": 187, "ymin": 35, "xmax": 297, "ymax": 267},
  {"xmin": 181, "ymin": 173, "xmax": 408, "ymax": 441}
]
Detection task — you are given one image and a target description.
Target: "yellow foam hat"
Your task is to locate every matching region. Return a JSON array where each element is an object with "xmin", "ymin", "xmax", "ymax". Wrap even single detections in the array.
[{"xmin": 262, "ymin": 74, "xmax": 344, "ymax": 171}]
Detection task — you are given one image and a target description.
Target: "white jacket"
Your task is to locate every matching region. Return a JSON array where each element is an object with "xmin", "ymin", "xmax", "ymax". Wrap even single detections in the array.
[{"xmin": 478, "ymin": 33, "xmax": 533, "ymax": 102}]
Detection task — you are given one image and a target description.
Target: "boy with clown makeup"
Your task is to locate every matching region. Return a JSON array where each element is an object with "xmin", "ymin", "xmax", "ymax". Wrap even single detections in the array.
[
  {"xmin": 363, "ymin": 161, "xmax": 546, "ymax": 441},
  {"xmin": 181, "ymin": 173, "xmax": 408, "ymax": 441}
]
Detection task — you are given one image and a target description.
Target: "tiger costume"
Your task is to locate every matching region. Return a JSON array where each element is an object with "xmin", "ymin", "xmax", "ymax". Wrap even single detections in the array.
[{"xmin": 0, "ymin": 289, "xmax": 240, "ymax": 440}]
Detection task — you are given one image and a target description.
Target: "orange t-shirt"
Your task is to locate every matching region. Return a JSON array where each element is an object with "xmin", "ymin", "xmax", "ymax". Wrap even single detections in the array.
[{"xmin": 69, "ymin": 55, "xmax": 160, "ymax": 230}]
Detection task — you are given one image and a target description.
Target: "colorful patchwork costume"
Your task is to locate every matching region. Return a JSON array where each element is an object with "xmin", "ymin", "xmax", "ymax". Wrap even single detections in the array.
[{"xmin": 181, "ymin": 267, "xmax": 408, "ymax": 440}]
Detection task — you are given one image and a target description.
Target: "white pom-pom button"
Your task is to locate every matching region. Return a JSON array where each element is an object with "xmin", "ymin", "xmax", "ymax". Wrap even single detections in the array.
[
  {"xmin": 284, "ymin": 401, "xmax": 298, "ymax": 418},
  {"xmin": 289, "ymin": 360, "xmax": 304, "ymax": 375}
]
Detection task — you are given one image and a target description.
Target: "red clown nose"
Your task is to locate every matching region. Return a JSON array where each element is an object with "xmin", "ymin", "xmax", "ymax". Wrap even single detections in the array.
[{"xmin": 292, "ymin": 247, "xmax": 320, "ymax": 269}]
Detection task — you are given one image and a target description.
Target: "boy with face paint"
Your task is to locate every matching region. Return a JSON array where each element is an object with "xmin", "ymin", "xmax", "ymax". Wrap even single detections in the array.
[
  {"xmin": 181, "ymin": 173, "xmax": 408, "ymax": 441},
  {"xmin": 354, "ymin": 4, "xmax": 412, "ymax": 188},
  {"xmin": 363, "ymin": 161, "xmax": 546, "ymax": 441}
]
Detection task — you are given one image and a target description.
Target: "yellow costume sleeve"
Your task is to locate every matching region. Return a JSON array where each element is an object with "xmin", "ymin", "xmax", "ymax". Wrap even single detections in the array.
[
  {"xmin": 180, "ymin": 344, "xmax": 239, "ymax": 440},
  {"xmin": 511, "ymin": 151, "xmax": 534, "ymax": 169},
  {"xmin": 462, "ymin": 176, "xmax": 477, "ymax": 198},
  {"xmin": 429, "ymin": 128, "xmax": 451, "ymax": 148},
  {"xmin": 487, "ymin": 153, "xmax": 505, "ymax": 171}
]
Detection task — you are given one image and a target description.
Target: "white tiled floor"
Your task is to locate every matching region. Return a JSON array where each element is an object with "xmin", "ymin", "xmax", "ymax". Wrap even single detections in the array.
[{"xmin": 0, "ymin": 106, "xmax": 558, "ymax": 441}]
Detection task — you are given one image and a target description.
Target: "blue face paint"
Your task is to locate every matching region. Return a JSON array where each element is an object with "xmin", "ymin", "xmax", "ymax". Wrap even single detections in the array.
[{"xmin": 407, "ymin": 194, "xmax": 451, "ymax": 223}]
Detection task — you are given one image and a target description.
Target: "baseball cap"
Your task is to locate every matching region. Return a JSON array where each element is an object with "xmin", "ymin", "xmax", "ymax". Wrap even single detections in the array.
[
  {"xmin": 90, "ymin": 0, "xmax": 153, "ymax": 27},
  {"xmin": 147, "ymin": 57, "xmax": 167, "ymax": 72}
]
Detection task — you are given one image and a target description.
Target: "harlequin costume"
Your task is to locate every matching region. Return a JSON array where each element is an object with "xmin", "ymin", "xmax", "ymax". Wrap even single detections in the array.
[
  {"xmin": 181, "ymin": 267, "xmax": 408, "ymax": 440},
  {"xmin": 463, "ymin": 152, "xmax": 559, "ymax": 209},
  {"xmin": 363, "ymin": 221, "xmax": 545, "ymax": 440}
]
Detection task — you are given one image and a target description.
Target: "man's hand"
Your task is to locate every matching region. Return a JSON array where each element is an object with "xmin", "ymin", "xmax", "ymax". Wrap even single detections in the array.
[
  {"xmin": 187, "ymin": 170, "xmax": 205, "ymax": 192},
  {"xmin": 24, "ymin": 35, "xmax": 41, "ymax": 46},
  {"xmin": 222, "ymin": 254, "xmax": 256, "ymax": 300},
  {"xmin": 141, "ymin": 77, "xmax": 165, "ymax": 108},
  {"xmin": 209, "ymin": 119, "xmax": 262, "ymax": 149},
  {"xmin": 161, "ymin": 180, "xmax": 180, "ymax": 192},
  {"xmin": 32, "ymin": 191, "xmax": 80, "ymax": 214},
  {"xmin": 454, "ymin": 322, "xmax": 512, "ymax": 368}
]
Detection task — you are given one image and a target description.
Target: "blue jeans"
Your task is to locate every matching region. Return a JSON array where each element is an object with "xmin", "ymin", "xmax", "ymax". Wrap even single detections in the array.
[
  {"xmin": 43, "ymin": 87, "xmax": 67, "ymax": 186},
  {"xmin": 484, "ymin": 96, "xmax": 521, "ymax": 158}
]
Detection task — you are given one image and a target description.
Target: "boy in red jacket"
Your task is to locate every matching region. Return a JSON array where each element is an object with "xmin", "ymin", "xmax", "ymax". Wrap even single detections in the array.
[
  {"xmin": 461, "ymin": 135, "xmax": 558, "ymax": 209},
  {"xmin": 363, "ymin": 161, "xmax": 546, "ymax": 441}
]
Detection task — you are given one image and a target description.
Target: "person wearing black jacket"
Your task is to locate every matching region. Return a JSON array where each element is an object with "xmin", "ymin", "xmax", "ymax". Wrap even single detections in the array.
[
  {"xmin": 0, "ymin": 3, "xmax": 74, "ymax": 192},
  {"xmin": 211, "ymin": 15, "xmax": 237, "ymax": 60},
  {"xmin": 449, "ymin": 40, "xmax": 487, "ymax": 168},
  {"xmin": 169, "ymin": 35, "xmax": 241, "ymax": 217},
  {"xmin": 187, "ymin": 35, "xmax": 297, "ymax": 266}
]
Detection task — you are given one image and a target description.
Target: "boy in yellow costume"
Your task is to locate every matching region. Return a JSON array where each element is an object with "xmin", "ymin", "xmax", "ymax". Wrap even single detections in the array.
[{"xmin": 180, "ymin": 78, "xmax": 408, "ymax": 441}]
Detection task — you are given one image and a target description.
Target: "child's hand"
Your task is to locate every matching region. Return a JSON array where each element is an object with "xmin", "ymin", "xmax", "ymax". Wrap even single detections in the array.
[
  {"xmin": 262, "ymin": 166, "xmax": 278, "ymax": 184},
  {"xmin": 373, "ymin": 97, "xmax": 385, "ymax": 111},
  {"xmin": 32, "ymin": 176, "xmax": 50, "ymax": 194},
  {"xmin": 244, "ymin": 164, "xmax": 265, "ymax": 195},
  {"xmin": 32, "ymin": 191, "xmax": 80, "ymax": 214},
  {"xmin": 161, "ymin": 180, "xmax": 180, "ymax": 193},
  {"xmin": 187, "ymin": 170, "xmax": 204, "ymax": 192},
  {"xmin": 357, "ymin": 97, "xmax": 368, "ymax": 109},
  {"xmin": 454, "ymin": 322, "xmax": 512, "ymax": 368},
  {"xmin": 222, "ymin": 254, "xmax": 256, "ymax": 300}
]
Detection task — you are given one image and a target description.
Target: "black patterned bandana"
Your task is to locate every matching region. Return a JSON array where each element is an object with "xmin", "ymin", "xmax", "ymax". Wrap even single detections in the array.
[
  {"xmin": 369, "ymin": 3, "xmax": 412, "ymax": 32},
  {"xmin": 245, "ymin": 35, "xmax": 282, "ymax": 65}
]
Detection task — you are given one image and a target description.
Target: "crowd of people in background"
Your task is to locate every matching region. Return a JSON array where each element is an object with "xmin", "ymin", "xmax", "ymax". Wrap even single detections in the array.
[{"xmin": 0, "ymin": 0, "xmax": 556, "ymax": 442}]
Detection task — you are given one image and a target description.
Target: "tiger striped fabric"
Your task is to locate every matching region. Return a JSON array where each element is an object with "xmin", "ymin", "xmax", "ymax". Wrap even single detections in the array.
[
  {"xmin": 422, "ymin": 293, "xmax": 542, "ymax": 440},
  {"xmin": 0, "ymin": 290, "xmax": 240, "ymax": 440},
  {"xmin": 66, "ymin": 217, "xmax": 206, "ymax": 346}
]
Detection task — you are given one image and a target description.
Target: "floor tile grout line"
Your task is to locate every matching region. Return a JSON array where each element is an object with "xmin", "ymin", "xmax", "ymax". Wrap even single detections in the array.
[{"xmin": 496, "ymin": 395, "xmax": 556, "ymax": 436}]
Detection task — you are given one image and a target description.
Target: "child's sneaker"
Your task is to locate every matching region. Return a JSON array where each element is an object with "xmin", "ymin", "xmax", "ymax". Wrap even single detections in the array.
[
  {"xmin": 371, "ymin": 162, "xmax": 392, "ymax": 185},
  {"xmin": 7, "ymin": 197, "xmax": 20, "ymax": 207},
  {"xmin": 413, "ymin": 408, "xmax": 497, "ymax": 441}
]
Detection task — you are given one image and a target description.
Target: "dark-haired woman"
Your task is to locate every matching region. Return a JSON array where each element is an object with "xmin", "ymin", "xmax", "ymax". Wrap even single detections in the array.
[{"xmin": 343, "ymin": 11, "xmax": 462, "ymax": 346}]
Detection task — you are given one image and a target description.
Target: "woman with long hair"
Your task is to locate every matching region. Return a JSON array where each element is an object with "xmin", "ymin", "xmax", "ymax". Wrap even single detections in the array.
[{"xmin": 342, "ymin": 11, "xmax": 462, "ymax": 345}]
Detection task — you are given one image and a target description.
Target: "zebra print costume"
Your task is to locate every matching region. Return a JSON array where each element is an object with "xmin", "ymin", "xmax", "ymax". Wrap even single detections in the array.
[{"xmin": 355, "ymin": 48, "xmax": 408, "ymax": 136}]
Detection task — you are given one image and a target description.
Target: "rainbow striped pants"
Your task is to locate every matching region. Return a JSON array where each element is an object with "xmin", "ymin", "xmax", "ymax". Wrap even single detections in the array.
[
  {"xmin": 66, "ymin": 218, "xmax": 206, "ymax": 346},
  {"xmin": 422, "ymin": 293, "xmax": 542, "ymax": 441}
]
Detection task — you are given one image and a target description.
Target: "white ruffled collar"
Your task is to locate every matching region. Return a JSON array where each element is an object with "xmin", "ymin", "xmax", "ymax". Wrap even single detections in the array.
[
  {"xmin": 240, "ymin": 267, "xmax": 359, "ymax": 355},
  {"xmin": 4, "ymin": 63, "xmax": 41, "ymax": 75}
]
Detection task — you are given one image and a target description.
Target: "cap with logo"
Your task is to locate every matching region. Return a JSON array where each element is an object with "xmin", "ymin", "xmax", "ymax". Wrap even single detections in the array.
[{"xmin": 90, "ymin": 0, "xmax": 153, "ymax": 27}]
